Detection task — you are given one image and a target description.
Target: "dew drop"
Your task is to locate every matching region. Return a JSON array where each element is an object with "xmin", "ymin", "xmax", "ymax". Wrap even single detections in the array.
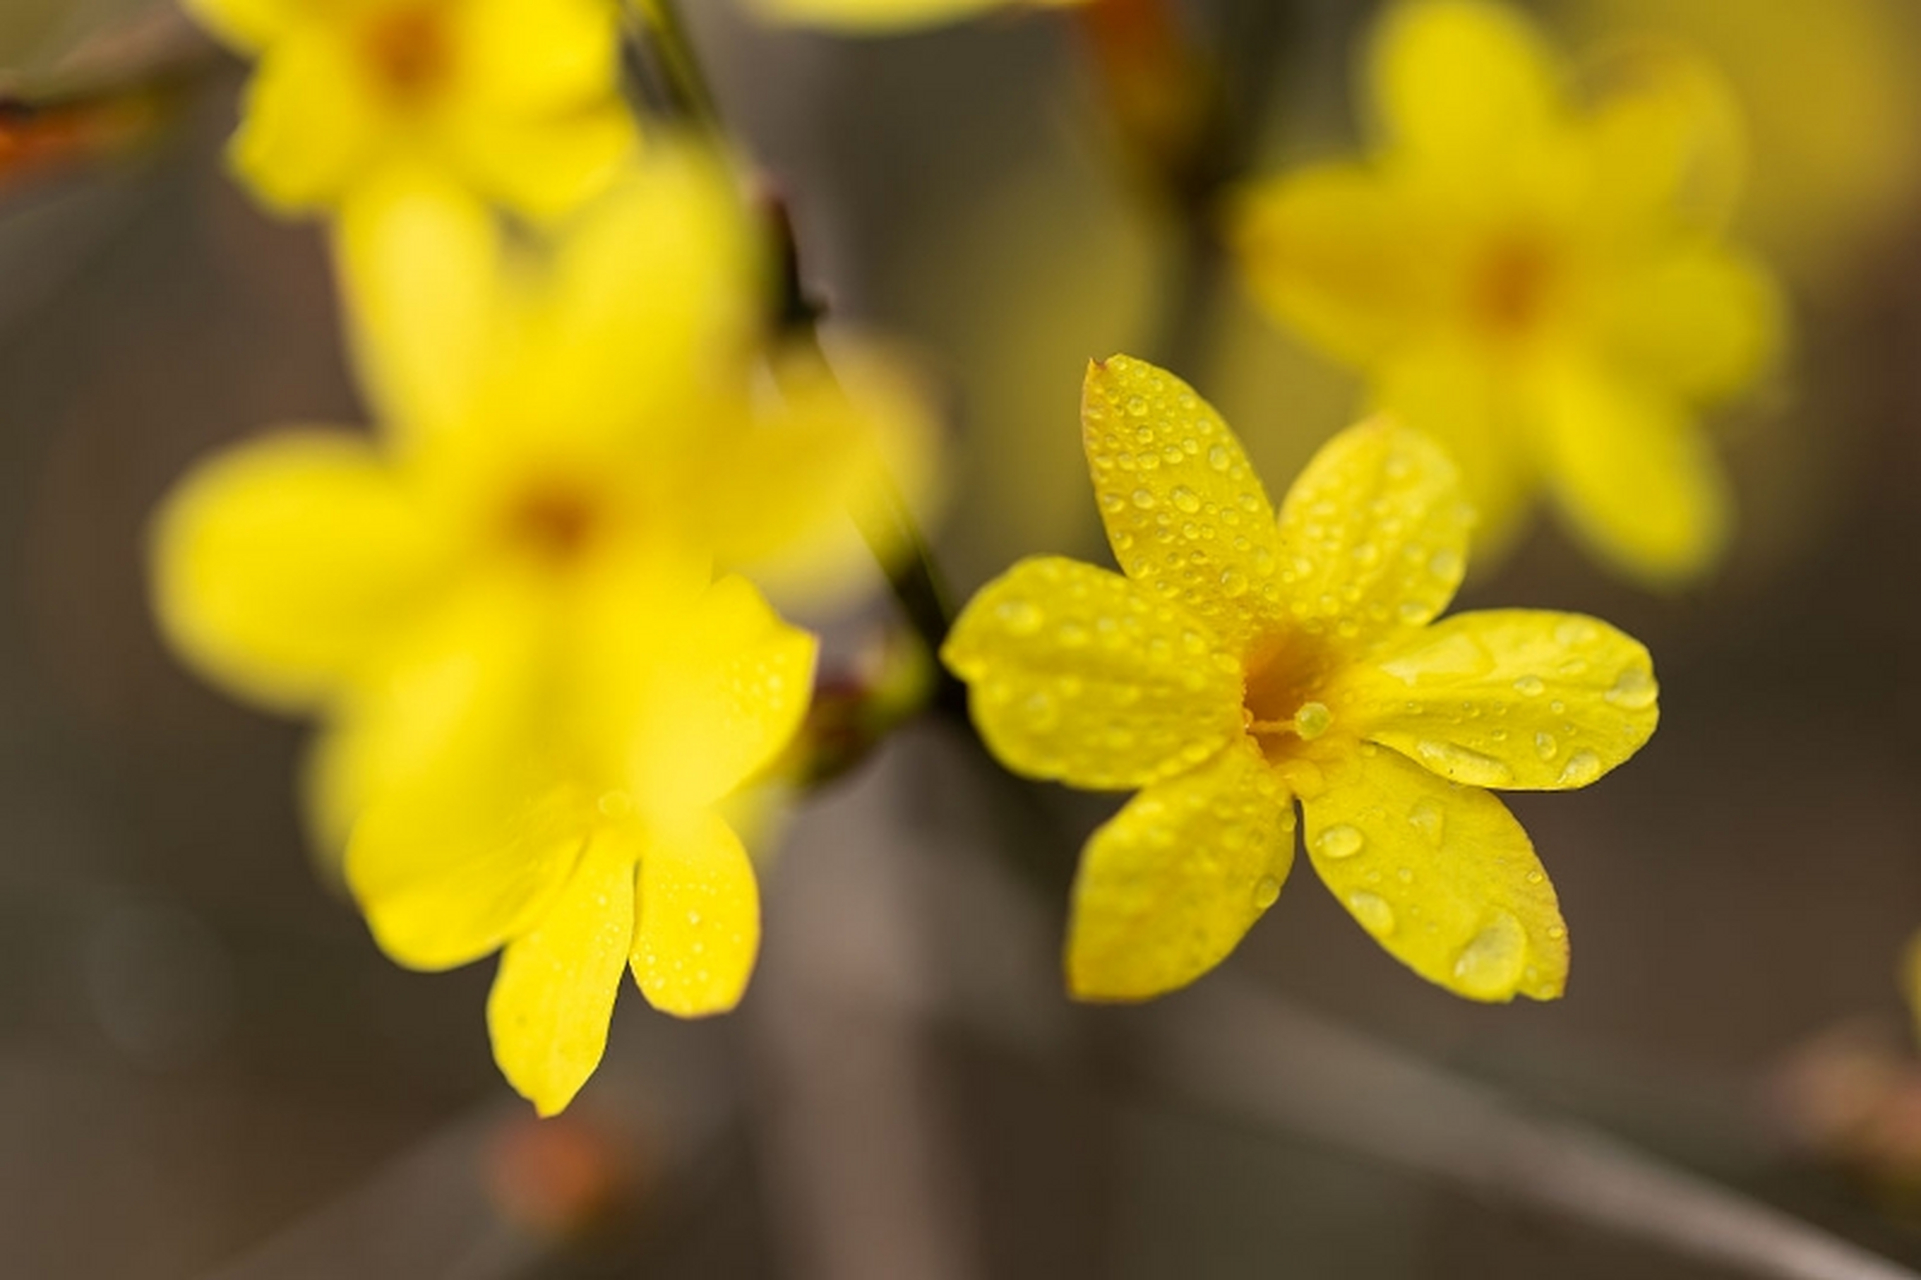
[
  {"xmin": 1407, "ymin": 798, "xmax": 1445, "ymax": 846},
  {"xmin": 996, "ymin": 598, "xmax": 1044, "ymax": 636},
  {"xmin": 1413, "ymin": 740, "xmax": 1515, "ymax": 787},
  {"xmin": 1252, "ymin": 876, "xmax": 1283, "ymax": 909},
  {"xmin": 1208, "ymin": 444, "xmax": 1232, "ymax": 472},
  {"xmin": 1512, "ymin": 674, "xmax": 1545, "ymax": 697},
  {"xmin": 1533, "ymin": 731, "xmax": 1558, "ymax": 762},
  {"xmin": 1316, "ymin": 824, "xmax": 1365, "ymax": 860},
  {"xmin": 1452, "ymin": 913, "xmax": 1526, "ymax": 998},
  {"xmin": 1604, "ymin": 667, "xmax": 1657, "ymax": 710},
  {"xmin": 1347, "ymin": 892, "xmax": 1397, "ymax": 936},
  {"xmin": 1556, "ymin": 750, "xmax": 1602, "ymax": 786},
  {"xmin": 1131, "ymin": 488, "xmax": 1156, "ymax": 510},
  {"xmin": 1220, "ymin": 568, "xmax": 1249, "ymax": 598},
  {"xmin": 1429, "ymin": 548, "xmax": 1464, "ymax": 580},
  {"xmin": 1293, "ymin": 701, "xmax": 1333, "ymax": 740},
  {"xmin": 1554, "ymin": 617, "xmax": 1598, "ymax": 647}
]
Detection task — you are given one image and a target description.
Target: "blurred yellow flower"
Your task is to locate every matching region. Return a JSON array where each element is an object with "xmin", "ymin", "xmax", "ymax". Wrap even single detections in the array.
[
  {"xmin": 943, "ymin": 356, "xmax": 1658, "ymax": 1002},
  {"xmin": 149, "ymin": 150, "xmax": 915, "ymax": 1114},
  {"xmin": 184, "ymin": 0, "xmax": 636, "ymax": 218},
  {"xmin": 1566, "ymin": 0, "xmax": 1921, "ymax": 284},
  {"xmin": 1230, "ymin": 0, "xmax": 1782, "ymax": 586},
  {"xmin": 749, "ymin": 0, "xmax": 1085, "ymax": 34}
]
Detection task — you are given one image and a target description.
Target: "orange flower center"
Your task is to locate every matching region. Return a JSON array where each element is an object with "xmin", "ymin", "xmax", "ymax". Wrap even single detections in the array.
[
  {"xmin": 1472, "ymin": 237, "xmax": 1557, "ymax": 338},
  {"xmin": 1241, "ymin": 633, "xmax": 1339, "ymax": 765},
  {"xmin": 503, "ymin": 482, "xmax": 603, "ymax": 566},
  {"xmin": 360, "ymin": 7, "xmax": 453, "ymax": 105}
]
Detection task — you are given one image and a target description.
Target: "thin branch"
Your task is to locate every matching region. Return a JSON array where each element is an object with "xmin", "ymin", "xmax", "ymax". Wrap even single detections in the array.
[{"xmin": 1133, "ymin": 974, "xmax": 1920, "ymax": 1280}]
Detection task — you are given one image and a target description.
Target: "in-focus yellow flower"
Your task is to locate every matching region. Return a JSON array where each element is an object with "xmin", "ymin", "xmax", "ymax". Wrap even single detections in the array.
[
  {"xmin": 1230, "ymin": 0, "xmax": 1783, "ymax": 586},
  {"xmin": 185, "ymin": 0, "xmax": 636, "ymax": 218},
  {"xmin": 943, "ymin": 356, "xmax": 1659, "ymax": 1002},
  {"xmin": 748, "ymin": 0, "xmax": 1085, "ymax": 35},
  {"xmin": 149, "ymin": 150, "xmax": 914, "ymax": 1114}
]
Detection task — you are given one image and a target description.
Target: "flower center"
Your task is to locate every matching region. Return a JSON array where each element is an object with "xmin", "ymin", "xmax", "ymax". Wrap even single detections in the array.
[
  {"xmin": 1241, "ymin": 636, "xmax": 1337, "ymax": 764},
  {"xmin": 1472, "ymin": 237, "xmax": 1556, "ymax": 338},
  {"xmin": 360, "ymin": 6, "xmax": 452, "ymax": 105},
  {"xmin": 503, "ymin": 482, "xmax": 602, "ymax": 565}
]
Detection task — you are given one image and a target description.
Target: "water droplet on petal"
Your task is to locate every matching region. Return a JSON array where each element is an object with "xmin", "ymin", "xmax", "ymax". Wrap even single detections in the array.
[
  {"xmin": 1414, "ymin": 740, "xmax": 1515, "ymax": 786},
  {"xmin": 1252, "ymin": 876, "xmax": 1283, "ymax": 909},
  {"xmin": 996, "ymin": 598, "xmax": 1044, "ymax": 636},
  {"xmin": 1347, "ymin": 892, "xmax": 1397, "ymax": 936},
  {"xmin": 1220, "ymin": 568, "xmax": 1249, "ymax": 598},
  {"xmin": 1407, "ymin": 798, "xmax": 1445, "ymax": 846},
  {"xmin": 1554, "ymin": 617, "xmax": 1598, "ymax": 647},
  {"xmin": 1513, "ymin": 675, "xmax": 1545, "ymax": 697},
  {"xmin": 1452, "ymin": 913, "xmax": 1526, "ymax": 998},
  {"xmin": 1533, "ymin": 731, "xmax": 1558, "ymax": 761},
  {"xmin": 1208, "ymin": 444, "xmax": 1232, "ymax": 472},
  {"xmin": 1604, "ymin": 667, "xmax": 1657, "ymax": 710},
  {"xmin": 1131, "ymin": 488, "xmax": 1156, "ymax": 509},
  {"xmin": 1556, "ymin": 750, "xmax": 1602, "ymax": 786},
  {"xmin": 1316, "ymin": 824, "xmax": 1365, "ymax": 860},
  {"xmin": 1294, "ymin": 701, "xmax": 1333, "ymax": 740}
]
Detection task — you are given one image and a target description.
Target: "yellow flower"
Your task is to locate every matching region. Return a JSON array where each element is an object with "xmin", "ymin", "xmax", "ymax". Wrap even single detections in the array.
[
  {"xmin": 1229, "ymin": 0, "xmax": 1783, "ymax": 586},
  {"xmin": 942, "ymin": 356, "xmax": 1659, "ymax": 1002},
  {"xmin": 149, "ymin": 150, "xmax": 912, "ymax": 1114},
  {"xmin": 748, "ymin": 0, "xmax": 1086, "ymax": 35},
  {"xmin": 184, "ymin": 0, "xmax": 637, "ymax": 218}
]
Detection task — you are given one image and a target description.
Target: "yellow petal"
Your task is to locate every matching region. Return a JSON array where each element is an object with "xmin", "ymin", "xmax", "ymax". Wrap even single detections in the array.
[
  {"xmin": 611, "ymin": 575, "xmax": 819, "ymax": 812},
  {"xmin": 1537, "ymin": 366, "xmax": 1729, "ymax": 586},
  {"xmin": 1582, "ymin": 42, "xmax": 1748, "ymax": 235},
  {"xmin": 148, "ymin": 429, "xmax": 445, "ymax": 713},
  {"xmin": 335, "ymin": 169, "xmax": 501, "ymax": 449},
  {"xmin": 750, "ymin": 0, "xmax": 1086, "ymax": 33},
  {"xmin": 229, "ymin": 29, "xmax": 381, "ymax": 212},
  {"xmin": 488, "ymin": 829, "xmax": 638, "ymax": 1116},
  {"xmin": 1081, "ymin": 355, "xmax": 1285, "ymax": 657},
  {"xmin": 1367, "ymin": 0, "xmax": 1565, "ymax": 176},
  {"xmin": 1066, "ymin": 738, "xmax": 1294, "ymax": 1001},
  {"xmin": 1372, "ymin": 343, "xmax": 1535, "ymax": 562},
  {"xmin": 514, "ymin": 145, "xmax": 759, "ymax": 447},
  {"xmin": 1333, "ymin": 609, "xmax": 1658, "ymax": 790},
  {"xmin": 942, "ymin": 556, "xmax": 1245, "ymax": 791},
  {"xmin": 1275, "ymin": 417, "xmax": 1476, "ymax": 654},
  {"xmin": 348, "ymin": 777, "xmax": 591, "ymax": 971},
  {"xmin": 1303, "ymin": 746, "xmax": 1566, "ymax": 1002},
  {"xmin": 631, "ymin": 809, "xmax": 760, "ymax": 1016},
  {"xmin": 443, "ymin": 100, "xmax": 638, "ymax": 225},
  {"xmin": 702, "ymin": 339, "xmax": 942, "ymax": 607},
  {"xmin": 181, "ymin": 0, "xmax": 295, "ymax": 50},
  {"xmin": 1599, "ymin": 246, "xmax": 1783, "ymax": 403},
  {"xmin": 454, "ymin": 0, "xmax": 625, "ymax": 114},
  {"xmin": 1229, "ymin": 163, "xmax": 1439, "ymax": 366}
]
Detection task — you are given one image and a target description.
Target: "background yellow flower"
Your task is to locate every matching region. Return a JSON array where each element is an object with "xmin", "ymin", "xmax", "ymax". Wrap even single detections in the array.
[
  {"xmin": 184, "ymin": 0, "xmax": 637, "ymax": 217},
  {"xmin": 1230, "ymin": 0, "xmax": 1783, "ymax": 587},
  {"xmin": 146, "ymin": 148, "xmax": 928, "ymax": 1113}
]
